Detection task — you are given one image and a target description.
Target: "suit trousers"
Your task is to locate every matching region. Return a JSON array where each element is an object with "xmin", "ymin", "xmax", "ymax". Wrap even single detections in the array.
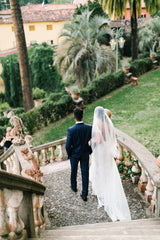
[{"xmin": 70, "ymin": 157, "xmax": 89, "ymax": 197}]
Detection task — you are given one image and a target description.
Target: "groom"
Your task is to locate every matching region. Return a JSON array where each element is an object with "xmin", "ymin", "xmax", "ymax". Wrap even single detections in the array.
[{"xmin": 66, "ymin": 107, "xmax": 92, "ymax": 201}]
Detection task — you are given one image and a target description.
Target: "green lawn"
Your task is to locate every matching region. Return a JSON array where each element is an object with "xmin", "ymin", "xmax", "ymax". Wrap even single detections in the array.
[{"xmin": 32, "ymin": 68, "xmax": 160, "ymax": 157}]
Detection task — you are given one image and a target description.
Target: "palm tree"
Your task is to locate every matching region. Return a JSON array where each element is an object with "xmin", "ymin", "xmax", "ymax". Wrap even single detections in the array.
[
  {"xmin": 9, "ymin": 0, "xmax": 33, "ymax": 112},
  {"xmin": 55, "ymin": 10, "xmax": 115, "ymax": 88},
  {"xmin": 104, "ymin": 0, "xmax": 160, "ymax": 61},
  {"xmin": 138, "ymin": 17, "xmax": 160, "ymax": 53}
]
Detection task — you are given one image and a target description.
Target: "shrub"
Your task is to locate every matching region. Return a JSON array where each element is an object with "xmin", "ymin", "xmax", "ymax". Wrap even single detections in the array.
[
  {"xmin": 130, "ymin": 58, "xmax": 152, "ymax": 77},
  {"xmin": 20, "ymin": 109, "xmax": 40, "ymax": 135},
  {"xmin": 91, "ymin": 73, "xmax": 118, "ymax": 98},
  {"xmin": 0, "ymin": 126, "xmax": 6, "ymax": 142},
  {"xmin": 29, "ymin": 43, "xmax": 62, "ymax": 92},
  {"xmin": 70, "ymin": 86, "xmax": 80, "ymax": 93},
  {"xmin": 1, "ymin": 54, "xmax": 23, "ymax": 108},
  {"xmin": 12, "ymin": 107, "xmax": 24, "ymax": 115},
  {"xmin": 32, "ymin": 87, "xmax": 46, "ymax": 100},
  {"xmin": 80, "ymin": 85, "xmax": 96, "ymax": 104},
  {"xmin": 0, "ymin": 116, "xmax": 9, "ymax": 126},
  {"xmin": 47, "ymin": 92, "xmax": 63, "ymax": 102}
]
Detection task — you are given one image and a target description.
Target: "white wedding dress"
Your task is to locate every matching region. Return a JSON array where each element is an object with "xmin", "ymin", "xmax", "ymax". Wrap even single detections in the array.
[{"xmin": 89, "ymin": 106, "xmax": 131, "ymax": 222}]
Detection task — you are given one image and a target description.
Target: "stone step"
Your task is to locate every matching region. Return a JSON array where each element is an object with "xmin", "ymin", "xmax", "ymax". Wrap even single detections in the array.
[
  {"xmin": 30, "ymin": 218, "xmax": 160, "ymax": 240},
  {"xmin": 30, "ymin": 236, "xmax": 160, "ymax": 240}
]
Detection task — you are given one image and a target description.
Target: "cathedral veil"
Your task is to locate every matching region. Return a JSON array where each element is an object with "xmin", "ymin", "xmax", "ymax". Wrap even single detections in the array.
[{"xmin": 89, "ymin": 106, "xmax": 131, "ymax": 222}]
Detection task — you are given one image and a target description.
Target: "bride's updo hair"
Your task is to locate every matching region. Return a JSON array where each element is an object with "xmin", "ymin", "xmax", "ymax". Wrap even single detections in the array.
[{"xmin": 95, "ymin": 106, "xmax": 106, "ymax": 122}]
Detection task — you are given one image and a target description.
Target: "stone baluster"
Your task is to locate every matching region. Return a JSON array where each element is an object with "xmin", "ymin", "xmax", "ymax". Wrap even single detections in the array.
[
  {"xmin": 131, "ymin": 160, "xmax": 141, "ymax": 184},
  {"xmin": 145, "ymin": 175, "xmax": 154, "ymax": 202},
  {"xmin": 4, "ymin": 156, "xmax": 13, "ymax": 173},
  {"xmin": 116, "ymin": 144, "xmax": 124, "ymax": 164},
  {"xmin": 11, "ymin": 153, "xmax": 20, "ymax": 175},
  {"xmin": 138, "ymin": 165, "xmax": 147, "ymax": 192},
  {"xmin": 57, "ymin": 144, "xmax": 68, "ymax": 162},
  {"xmin": 42, "ymin": 149, "xmax": 48, "ymax": 166},
  {"xmin": 32, "ymin": 194, "xmax": 44, "ymax": 236},
  {"xmin": 124, "ymin": 151, "xmax": 132, "ymax": 167},
  {"xmin": 151, "ymin": 185, "xmax": 156, "ymax": 213},
  {"xmin": 0, "ymin": 189, "xmax": 9, "ymax": 238},
  {"xmin": 34, "ymin": 151, "xmax": 41, "ymax": 164},
  {"xmin": 4, "ymin": 189, "xmax": 25, "ymax": 239},
  {"xmin": 50, "ymin": 146, "xmax": 56, "ymax": 163}
]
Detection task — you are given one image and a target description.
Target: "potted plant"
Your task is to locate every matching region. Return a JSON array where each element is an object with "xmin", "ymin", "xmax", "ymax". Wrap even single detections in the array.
[
  {"xmin": 150, "ymin": 51, "xmax": 157, "ymax": 61},
  {"xmin": 122, "ymin": 63, "xmax": 130, "ymax": 74},
  {"xmin": 32, "ymin": 88, "xmax": 45, "ymax": 107},
  {"xmin": 70, "ymin": 86, "xmax": 80, "ymax": 100}
]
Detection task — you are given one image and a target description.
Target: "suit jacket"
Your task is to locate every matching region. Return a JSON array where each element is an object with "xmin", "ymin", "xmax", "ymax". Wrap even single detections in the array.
[{"xmin": 66, "ymin": 123, "xmax": 92, "ymax": 160}]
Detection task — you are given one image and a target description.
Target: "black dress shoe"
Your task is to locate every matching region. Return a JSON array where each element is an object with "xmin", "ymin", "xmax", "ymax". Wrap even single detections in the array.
[
  {"xmin": 80, "ymin": 194, "xmax": 87, "ymax": 202},
  {"xmin": 71, "ymin": 186, "xmax": 77, "ymax": 192}
]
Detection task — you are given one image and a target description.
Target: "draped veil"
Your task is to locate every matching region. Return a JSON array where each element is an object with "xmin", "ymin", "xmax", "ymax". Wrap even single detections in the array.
[{"xmin": 89, "ymin": 106, "xmax": 131, "ymax": 222}]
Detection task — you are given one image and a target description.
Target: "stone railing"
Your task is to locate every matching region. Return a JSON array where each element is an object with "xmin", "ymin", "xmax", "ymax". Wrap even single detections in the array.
[
  {"xmin": 32, "ymin": 129, "xmax": 160, "ymax": 217},
  {"xmin": 31, "ymin": 137, "xmax": 68, "ymax": 166},
  {"xmin": 0, "ymin": 144, "xmax": 46, "ymax": 239},
  {"xmin": 115, "ymin": 128, "xmax": 160, "ymax": 216}
]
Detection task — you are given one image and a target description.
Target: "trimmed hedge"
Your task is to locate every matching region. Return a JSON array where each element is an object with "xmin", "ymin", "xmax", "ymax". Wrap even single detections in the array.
[
  {"xmin": 0, "ymin": 56, "xmax": 157, "ymax": 139},
  {"xmin": 130, "ymin": 58, "xmax": 153, "ymax": 77},
  {"xmin": 19, "ymin": 94, "xmax": 74, "ymax": 135},
  {"xmin": 80, "ymin": 70, "xmax": 125, "ymax": 104}
]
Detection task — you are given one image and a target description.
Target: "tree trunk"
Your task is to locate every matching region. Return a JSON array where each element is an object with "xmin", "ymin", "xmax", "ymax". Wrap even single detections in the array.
[
  {"xmin": 131, "ymin": 0, "xmax": 138, "ymax": 61},
  {"xmin": 9, "ymin": 0, "xmax": 33, "ymax": 112}
]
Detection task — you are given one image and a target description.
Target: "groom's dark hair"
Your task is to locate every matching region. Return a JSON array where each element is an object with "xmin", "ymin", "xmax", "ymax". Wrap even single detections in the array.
[{"xmin": 74, "ymin": 107, "xmax": 83, "ymax": 121}]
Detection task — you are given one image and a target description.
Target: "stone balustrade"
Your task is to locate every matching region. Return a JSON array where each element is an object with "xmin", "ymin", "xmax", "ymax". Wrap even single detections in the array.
[
  {"xmin": 115, "ymin": 128, "xmax": 160, "ymax": 216},
  {"xmin": 1, "ymin": 125, "xmax": 160, "ymax": 239},
  {"xmin": 0, "ymin": 145, "xmax": 46, "ymax": 239},
  {"xmin": 31, "ymin": 128, "xmax": 160, "ymax": 216},
  {"xmin": 31, "ymin": 137, "xmax": 68, "ymax": 166}
]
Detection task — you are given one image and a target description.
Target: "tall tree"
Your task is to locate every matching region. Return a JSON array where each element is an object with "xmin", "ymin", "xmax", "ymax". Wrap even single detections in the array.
[
  {"xmin": 105, "ymin": 0, "xmax": 160, "ymax": 61},
  {"xmin": 9, "ymin": 0, "xmax": 33, "ymax": 112},
  {"xmin": 55, "ymin": 10, "xmax": 115, "ymax": 88}
]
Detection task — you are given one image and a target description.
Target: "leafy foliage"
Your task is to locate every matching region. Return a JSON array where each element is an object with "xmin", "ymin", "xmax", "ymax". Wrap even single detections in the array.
[
  {"xmin": 0, "ymin": 54, "xmax": 23, "ymax": 108},
  {"xmin": 32, "ymin": 87, "xmax": 46, "ymax": 100},
  {"xmin": 138, "ymin": 17, "xmax": 160, "ymax": 54},
  {"xmin": 74, "ymin": 0, "xmax": 108, "ymax": 18},
  {"xmin": 55, "ymin": 10, "xmax": 114, "ymax": 88},
  {"xmin": 29, "ymin": 43, "xmax": 62, "ymax": 92}
]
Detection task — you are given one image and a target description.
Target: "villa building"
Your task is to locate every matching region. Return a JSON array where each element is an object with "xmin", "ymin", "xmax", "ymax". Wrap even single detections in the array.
[{"xmin": 0, "ymin": 4, "xmax": 76, "ymax": 53}]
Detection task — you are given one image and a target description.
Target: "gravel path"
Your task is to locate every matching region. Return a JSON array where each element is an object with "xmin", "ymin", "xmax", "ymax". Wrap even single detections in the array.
[{"xmin": 41, "ymin": 160, "xmax": 154, "ymax": 229}]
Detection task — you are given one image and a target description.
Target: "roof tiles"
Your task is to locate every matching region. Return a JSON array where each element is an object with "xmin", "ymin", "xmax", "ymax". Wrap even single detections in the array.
[{"xmin": 0, "ymin": 4, "xmax": 76, "ymax": 24}]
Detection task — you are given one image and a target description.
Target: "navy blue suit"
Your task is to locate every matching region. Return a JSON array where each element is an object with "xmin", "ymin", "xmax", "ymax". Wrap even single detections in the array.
[{"xmin": 66, "ymin": 122, "xmax": 92, "ymax": 197}]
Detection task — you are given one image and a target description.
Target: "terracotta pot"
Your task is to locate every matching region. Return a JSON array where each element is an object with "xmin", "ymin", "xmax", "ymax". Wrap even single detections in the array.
[
  {"xmin": 150, "ymin": 56, "xmax": 156, "ymax": 61},
  {"xmin": 34, "ymin": 99, "xmax": 43, "ymax": 107},
  {"xmin": 156, "ymin": 156, "xmax": 160, "ymax": 168},
  {"xmin": 123, "ymin": 67, "xmax": 130, "ymax": 74},
  {"xmin": 65, "ymin": 87, "xmax": 70, "ymax": 94},
  {"xmin": 71, "ymin": 92, "xmax": 80, "ymax": 100}
]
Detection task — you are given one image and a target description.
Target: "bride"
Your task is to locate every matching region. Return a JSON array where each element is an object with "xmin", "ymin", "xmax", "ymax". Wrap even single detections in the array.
[{"xmin": 89, "ymin": 106, "xmax": 131, "ymax": 222}]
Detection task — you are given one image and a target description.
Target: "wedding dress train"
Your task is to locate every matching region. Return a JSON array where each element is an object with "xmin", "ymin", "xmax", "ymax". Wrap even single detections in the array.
[{"xmin": 89, "ymin": 106, "xmax": 131, "ymax": 222}]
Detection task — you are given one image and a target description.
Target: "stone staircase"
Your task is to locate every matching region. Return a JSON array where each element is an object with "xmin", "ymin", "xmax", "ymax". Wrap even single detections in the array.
[{"xmin": 31, "ymin": 218, "xmax": 160, "ymax": 240}]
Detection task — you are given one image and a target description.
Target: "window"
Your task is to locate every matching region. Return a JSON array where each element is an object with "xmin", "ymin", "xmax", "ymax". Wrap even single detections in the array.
[
  {"xmin": 140, "ymin": 14, "xmax": 146, "ymax": 18},
  {"xmin": 47, "ymin": 25, "xmax": 53, "ymax": 30},
  {"xmin": 47, "ymin": 40, "xmax": 54, "ymax": 45},
  {"xmin": 29, "ymin": 25, "xmax": 35, "ymax": 31}
]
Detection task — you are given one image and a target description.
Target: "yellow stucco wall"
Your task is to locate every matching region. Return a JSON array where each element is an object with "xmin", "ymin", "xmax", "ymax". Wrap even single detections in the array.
[{"xmin": 0, "ymin": 20, "xmax": 67, "ymax": 51}]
